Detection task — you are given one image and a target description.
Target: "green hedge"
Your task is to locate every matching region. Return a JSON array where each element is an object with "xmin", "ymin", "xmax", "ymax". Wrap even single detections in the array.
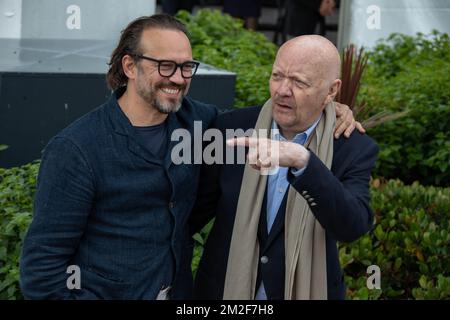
[
  {"xmin": 191, "ymin": 180, "xmax": 450, "ymax": 300},
  {"xmin": 2, "ymin": 161, "xmax": 448, "ymax": 300},
  {"xmin": 341, "ymin": 179, "xmax": 450, "ymax": 299},
  {"xmin": 0, "ymin": 162, "xmax": 38, "ymax": 299},
  {"xmin": 176, "ymin": 9, "xmax": 278, "ymax": 107},
  {"xmin": 360, "ymin": 31, "xmax": 450, "ymax": 186}
]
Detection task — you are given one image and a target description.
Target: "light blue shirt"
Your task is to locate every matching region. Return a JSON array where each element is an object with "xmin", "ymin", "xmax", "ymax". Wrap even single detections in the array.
[{"xmin": 255, "ymin": 115, "xmax": 321, "ymax": 300}]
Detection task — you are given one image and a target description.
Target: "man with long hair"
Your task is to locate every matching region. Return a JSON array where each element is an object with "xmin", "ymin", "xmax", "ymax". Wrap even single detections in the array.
[{"xmin": 20, "ymin": 14, "xmax": 217, "ymax": 300}]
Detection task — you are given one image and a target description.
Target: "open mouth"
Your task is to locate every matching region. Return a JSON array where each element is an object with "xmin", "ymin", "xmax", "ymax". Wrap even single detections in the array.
[
  {"xmin": 160, "ymin": 87, "xmax": 181, "ymax": 95},
  {"xmin": 275, "ymin": 102, "xmax": 293, "ymax": 111}
]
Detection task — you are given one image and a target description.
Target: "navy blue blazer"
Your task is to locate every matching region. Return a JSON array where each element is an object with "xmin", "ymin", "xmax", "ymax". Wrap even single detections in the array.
[
  {"xmin": 20, "ymin": 88, "xmax": 217, "ymax": 299},
  {"xmin": 191, "ymin": 106, "xmax": 379, "ymax": 300}
]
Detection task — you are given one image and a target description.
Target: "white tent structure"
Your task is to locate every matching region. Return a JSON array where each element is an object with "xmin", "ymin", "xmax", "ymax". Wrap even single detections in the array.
[{"xmin": 338, "ymin": 0, "xmax": 450, "ymax": 50}]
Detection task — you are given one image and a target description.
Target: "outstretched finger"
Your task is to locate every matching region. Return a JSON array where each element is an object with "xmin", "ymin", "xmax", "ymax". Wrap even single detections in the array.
[{"xmin": 227, "ymin": 137, "xmax": 258, "ymax": 147}]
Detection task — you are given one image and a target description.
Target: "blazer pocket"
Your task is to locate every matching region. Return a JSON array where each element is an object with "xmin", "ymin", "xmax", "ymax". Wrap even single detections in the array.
[{"xmin": 77, "ymin": 266, "xmax": 132, "ymax": 300}]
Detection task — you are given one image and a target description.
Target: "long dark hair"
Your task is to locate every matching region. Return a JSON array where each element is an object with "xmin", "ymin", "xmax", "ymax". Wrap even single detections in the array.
[{"xmin": 106, "ymin": 14, "xmax": 189, "ymax": 90}]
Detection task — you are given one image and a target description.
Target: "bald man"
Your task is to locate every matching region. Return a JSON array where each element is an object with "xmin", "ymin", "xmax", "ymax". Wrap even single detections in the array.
[{"xmin": 191, "ymin": 35, "xmax": 379, "ymax": 300}]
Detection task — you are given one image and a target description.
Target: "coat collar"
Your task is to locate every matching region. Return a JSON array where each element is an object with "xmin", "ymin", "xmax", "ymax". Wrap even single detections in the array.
[{"xmin": 107, "ymin": 87, "xmax": 182, "ymax": 168}]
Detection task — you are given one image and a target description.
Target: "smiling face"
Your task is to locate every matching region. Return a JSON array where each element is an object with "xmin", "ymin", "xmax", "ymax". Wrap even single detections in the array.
[
  {"xmin": 269, "ymin": 36, "xmax": 341, "ymax": 139},
  {"xmin": 134, "ymin": 28, "xmax": 193, "ymax": 114}
]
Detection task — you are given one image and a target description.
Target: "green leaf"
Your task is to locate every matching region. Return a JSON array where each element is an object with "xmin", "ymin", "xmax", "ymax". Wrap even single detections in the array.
[
  {"xmin": 374, "ymin": 225, "xmax": 385, "ymax": 241},
  {"xmin": 419, "ymin": 275, "xmax": 428, "ymax": 289},
  {"xmin": 192, "ymin": 233, "xmax": 204, "ymax": 245},
  {"xmin": 394, "ymin": 257, "xmax": 402, "ymax": 270}
]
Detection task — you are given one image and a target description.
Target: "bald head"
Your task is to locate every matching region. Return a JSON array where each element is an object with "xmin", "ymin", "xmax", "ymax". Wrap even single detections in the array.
[
  {"xmin": 269, "ymin": 35, "xmax": 342, "ymax": 138},
  {"xmin": 276, "ymin": 35, "xmax": 341, "ymax": 83}
]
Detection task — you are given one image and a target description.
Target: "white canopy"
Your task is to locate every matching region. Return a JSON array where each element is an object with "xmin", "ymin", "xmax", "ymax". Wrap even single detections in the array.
[{"xmin": 338, "ymin": 0, "xmax": 450, "ymax": 50}]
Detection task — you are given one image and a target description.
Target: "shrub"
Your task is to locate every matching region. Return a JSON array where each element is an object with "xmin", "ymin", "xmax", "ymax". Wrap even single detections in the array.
[
  {"xmin": 3, "ymin": 163, "xmax": 448, "ymax": 300},
  {"xmin": 341, "ymin": 179, "xmax": 450, "ymax": 300},
  {"xmin": 359, "ymin": 31, "xmax": 450, "ymax": 186},
  {"xmin": 176, "ymin": 9, "xmax": 278, "ymax": 107},
  {"xmin": 191, "ymin": 180, "xmax": 450, "ymax": 300},
  {"xmin": 0, "ymin": 161, "xmax": 38, "ymax": 299}
]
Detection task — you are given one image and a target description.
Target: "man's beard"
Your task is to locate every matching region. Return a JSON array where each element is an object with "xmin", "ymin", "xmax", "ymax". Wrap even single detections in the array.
[
  {"xmin": 137, "ymin": 79, "xmax": 186, "ymax": 114},
  {"xmin": 154, "ymin": 95, "xmax": 182, "ymax": 114}
]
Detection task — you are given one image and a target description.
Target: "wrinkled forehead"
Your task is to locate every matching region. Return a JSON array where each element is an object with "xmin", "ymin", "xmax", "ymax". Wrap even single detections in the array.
[
  {"xmin": 273, "ymin": 43, "xmax": 339, "ymax": 82},
  {"xmin": 273, "ymin": 46, "xmax": 324, "ymax": 78}
]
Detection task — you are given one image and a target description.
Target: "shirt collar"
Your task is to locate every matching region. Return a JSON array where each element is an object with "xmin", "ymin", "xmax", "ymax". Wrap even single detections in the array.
[{"xmin": 271, "ymin": 114, "xmax": 322, "ymax": 144}]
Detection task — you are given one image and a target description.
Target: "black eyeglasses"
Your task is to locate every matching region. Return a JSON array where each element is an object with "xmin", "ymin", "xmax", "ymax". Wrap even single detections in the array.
[{"xmin": 134, "ymin": 54, "xmax": 200, "ymax": 79}]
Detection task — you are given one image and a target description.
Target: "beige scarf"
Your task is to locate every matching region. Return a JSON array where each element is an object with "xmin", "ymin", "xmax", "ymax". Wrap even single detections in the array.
[{"xmin": 223, "ymin": 99, "xmax": 335, "ymax": 300}]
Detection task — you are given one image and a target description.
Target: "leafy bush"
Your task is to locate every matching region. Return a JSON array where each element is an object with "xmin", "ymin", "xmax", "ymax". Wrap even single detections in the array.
[
  {"xmin": 193, "ymin": 179, "xmax": 450, "ymax": 300},
  {"xmin": 3, "ymin": 163, "xmax": 448, "ymax": 300},
  {"xmin": 0, "ymin": 161, "xmax": 38, "ymax": 299},
  {"xmin": 359, "ymin": 31, "xmax": 450, "ymax": 186},
  {"xmin": 191, "ymin": 179, "xmax": 450, "ymax": 300},
  {"xmin": 176, "ymin": 9, "xmax": 278, "ymax": 107},
  {"xmin": 340, "ymin": 179, "xmax": 450, "ymax": 300}
]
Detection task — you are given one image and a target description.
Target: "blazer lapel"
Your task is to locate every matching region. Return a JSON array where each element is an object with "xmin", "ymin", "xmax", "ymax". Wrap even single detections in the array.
[{"xmin": 108, "ymin": 93, "xmax": 163, "ymax": 166}]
